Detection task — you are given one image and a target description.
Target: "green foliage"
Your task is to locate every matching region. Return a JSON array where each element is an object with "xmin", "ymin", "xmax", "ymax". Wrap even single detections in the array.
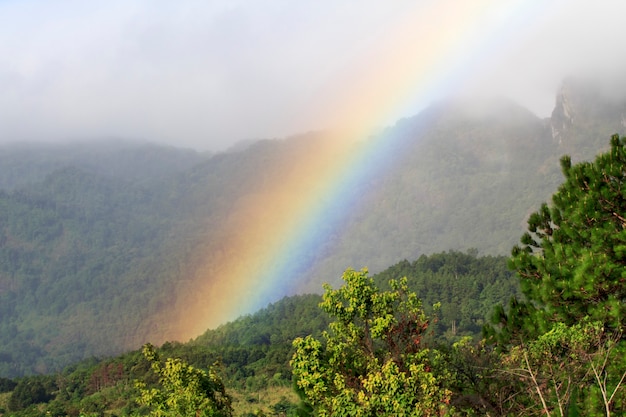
[
  {"xmin": 491, "ymin": 135, "xmax": 626, "ymax": 345},
  {"xmin": 191, "ymin": 294, "xmax": 330, "ymax": 392},
  {"xmin": 482, "ymin": 135, "xmax": 626, "ymax": 415},
  {"xmin": 0, "ymin": 85, "xmax": 615, "ymax": 377},
  {"xmin": 136, "ymin": 344, "xmax": 233, "ymax": 417},
  {"xmin": 0, "ymin": 86, "xmax": 623, "ymax": 416},
  {"xmin": 0, "ymin": 251, "xmax": 523, "ymax": 415},
  {"xmin": 502, "ymin": 320, "xmax": 626, "ymax": 416},
  {"xmin": 291, "ymin": 268, "xmax": 452, "ymax": 416},
  {"xmin": 374, "ymin": 251, "xmax": 519, "ymax": 340},
  {"xmin": 444, "ymin": 337, "xmax": 526, "ymax": 416},
  {"xmin": 7, "ymin": 375, "xmax": 55, "ymax": 411},
  {"xmin": 0, "ymin": 376, "xmax": 16, "ymax": 393}
]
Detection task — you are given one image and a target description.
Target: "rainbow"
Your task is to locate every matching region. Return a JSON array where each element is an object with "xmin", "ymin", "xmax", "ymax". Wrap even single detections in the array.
[{"xmin": 167, "ymin": 0, "xmax": 552, "ymax": 339}]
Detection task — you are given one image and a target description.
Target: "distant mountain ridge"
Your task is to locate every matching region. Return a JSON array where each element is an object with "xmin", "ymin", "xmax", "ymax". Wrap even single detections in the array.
[
  {"xmin": 0, "ymin": 78, "xmax": 624, "ymax": 376},
  {"xmin": 0, "ymin": 139, "xmax": 209, "ymax": 190}
]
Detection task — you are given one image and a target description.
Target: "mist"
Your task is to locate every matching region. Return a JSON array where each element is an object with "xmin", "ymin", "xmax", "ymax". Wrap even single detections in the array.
[{"xmin": 1, "ymin": 0, "xmax": 625, "ymax": 151}]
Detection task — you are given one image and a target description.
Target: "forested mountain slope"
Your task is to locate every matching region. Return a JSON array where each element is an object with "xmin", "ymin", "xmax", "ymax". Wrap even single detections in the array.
[
  {"xmin": 301, "ymin": 98, "xmax": 556, "ymax": 289},
  {"xmin": 0, "ymin": 79, "xmax": 624, "ymax": 376},
  {"xmin": 0, "ymin": 140, "xmax": 208, "ymax": 190},
  {"xmin": 299, "ymin": 79, "xmax": 626, "ymax": 289},
  {"xmin": 0, "ymin": 251, "xmax": 519, "ymax": 417},
  {"xmin": 0, "ymin": 166, "xmax": 182, "ymax": 375}
]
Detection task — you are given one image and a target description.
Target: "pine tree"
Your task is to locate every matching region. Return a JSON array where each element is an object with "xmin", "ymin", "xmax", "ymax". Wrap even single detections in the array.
[
  {"xmin": 482, "ymin": 135, "xmax": 626, "ymax": 414},
  {"xmin": 489, "ymin": 134, "xmax": 626, "ymax": 343}
]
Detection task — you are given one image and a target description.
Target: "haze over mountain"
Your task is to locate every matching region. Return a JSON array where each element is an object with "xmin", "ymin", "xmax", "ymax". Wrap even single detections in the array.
[
  {"xmin": 1, "ymin": 1, "xmax": 626, "ymax": 150},
  {"xmin": 0, "ymin": 78, "xmax": 624, "ymax": 376}
]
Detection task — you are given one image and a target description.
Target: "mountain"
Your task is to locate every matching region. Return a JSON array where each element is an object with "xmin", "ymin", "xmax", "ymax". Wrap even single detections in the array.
[
  {"xmin": 298, "ymin": 97, "xmax": 558, "ymax": 290},
  {"xmin": 0, "ymin": 79, "xmax": 625, "ymax": 376},
  {"xmin": 0, "ymin": 139, "xmax": 209, "ymax": 190},
  {"xmin": 550, "ymin": 77, "xmax": 626, "ymax": 159},
  {"xmin": 0, "ymin": 251, "xmax": 518, "ymax": 416}
]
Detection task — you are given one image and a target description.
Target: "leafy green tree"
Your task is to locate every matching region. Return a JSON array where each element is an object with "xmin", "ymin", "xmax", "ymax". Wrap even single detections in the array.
[
  {"xmin": 0, "ymin": 376, "xmax": 17, "ymax": 393},
  {"xmin": 291, "ymin": 268, "xmax": 452, "ymax": 416},
  {"xmin": 483, "ymin": 135, "xmax": 626, "ymax": 415},
  {"xmin": 501, "ymin": 320, "xmax": 626, "ymax": 416},
  {"xmin": 489, "ymin": 134, "xmax": 626, "ymax": 342},
  {"xmin": 135, "ymin": 344, "xmax": 233, "ymax": 417},
  {"xmin": 8, "ymin": 376, "xmax": 55, "ymax": 411},
  {"xmin": 444, "ymin": 337, "xmax": 527, "ymax": 416}
]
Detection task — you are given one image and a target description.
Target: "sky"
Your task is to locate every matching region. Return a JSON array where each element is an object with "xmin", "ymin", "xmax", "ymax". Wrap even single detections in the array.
[{"xmin": 1, "ymin": 0, "xmax": 626, "ymax": 151}]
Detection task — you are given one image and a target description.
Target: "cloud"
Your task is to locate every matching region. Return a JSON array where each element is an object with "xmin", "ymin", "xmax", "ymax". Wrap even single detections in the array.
[
  {"xmin": 0, "ymin": 0, "xmax": 625, "ymax": 150},
  {"xmin": 459, "ymin": 0, "xmax": 626, "ymax": 114}
]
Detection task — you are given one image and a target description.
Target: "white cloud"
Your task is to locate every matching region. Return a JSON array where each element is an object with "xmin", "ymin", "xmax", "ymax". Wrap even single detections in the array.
[{"xmin": 0, "ymin": 0, "xmax": 625, "ymax": 150}]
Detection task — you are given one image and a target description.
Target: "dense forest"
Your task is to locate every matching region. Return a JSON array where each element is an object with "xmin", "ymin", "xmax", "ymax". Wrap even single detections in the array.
[
  {"xmin": 0, "ymin": 250, "xmax": 519, "ymax": 416},
  {"xmin": 2, "ymin": 131, "xmax": 626, "ymax": 414},
  {"xmin": 1, "ymin": 79, "xmax": 623, "ymax": 377},
  {"xmin": 0, "ymin": 78, "xmax": 625, "ymax": 415}
]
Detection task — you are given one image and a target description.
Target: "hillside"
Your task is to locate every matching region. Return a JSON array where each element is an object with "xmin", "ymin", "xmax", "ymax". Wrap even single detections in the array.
[
  {"xmin": 0, "ymin": 251, "xmax": 519, "ymax": 416},
  {"xmin": 0, "ymin": 140, "xmax": 209, "ymax": 190},
  {"xmin": 0, "ymin": 79, "xmax": 624, "ymax": 376}
]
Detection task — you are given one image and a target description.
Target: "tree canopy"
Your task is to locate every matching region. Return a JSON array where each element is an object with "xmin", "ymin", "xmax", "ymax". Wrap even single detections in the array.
[
  {"xmin": 291, "ymin": 268, "xmax": 452, "ymax": 416},
  {"xmin": 484, "ymin": 134, "xmax": 626, "ymax": 415},
  {"xmin": 488, "ymin": 134, "xmax": 626, "ymax": 343},
  {"xmin": 136, "ymin": 344, "xmax": 233, "ymax": 417}
]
